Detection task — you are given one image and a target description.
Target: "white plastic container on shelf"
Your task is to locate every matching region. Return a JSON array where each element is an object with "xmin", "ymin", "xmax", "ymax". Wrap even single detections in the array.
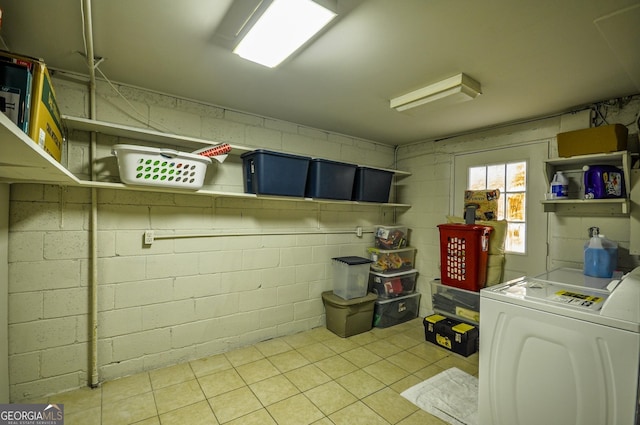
[{"xmin": 331, "ymin": 256, "xmax": 372, "ymax": 300}]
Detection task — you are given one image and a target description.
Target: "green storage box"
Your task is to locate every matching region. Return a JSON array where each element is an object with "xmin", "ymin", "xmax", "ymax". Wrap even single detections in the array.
[{"xmin": 322, "ymin": 291, "xmax": 378, "ymax": 337}]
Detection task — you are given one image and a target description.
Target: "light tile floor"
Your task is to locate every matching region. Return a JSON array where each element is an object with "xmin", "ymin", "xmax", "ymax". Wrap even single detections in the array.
[{"xmin": 36, "ymin": 318, "xmax": 479, "ymax": 425}]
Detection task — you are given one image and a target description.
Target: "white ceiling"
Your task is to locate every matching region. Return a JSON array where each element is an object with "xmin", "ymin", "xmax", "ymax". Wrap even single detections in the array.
[{"xmin": 0, "ymin": 0, "xmax": 638, "ymax": 145}]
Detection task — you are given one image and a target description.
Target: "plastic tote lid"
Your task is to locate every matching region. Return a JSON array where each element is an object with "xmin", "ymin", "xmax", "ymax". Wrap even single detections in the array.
[
  {"xmin": 332, "ymin": 256, "xmax": 373, "ymax": 265},
  {"xmin": 240, "ymin": 149, "xmax": 310, "ymax": 161}
]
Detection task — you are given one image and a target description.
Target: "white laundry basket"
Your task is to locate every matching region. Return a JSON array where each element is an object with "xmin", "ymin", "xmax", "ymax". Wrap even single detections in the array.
[{"xmin": 112, "ymin": 144, "xmax": 212, "ymax": 190}]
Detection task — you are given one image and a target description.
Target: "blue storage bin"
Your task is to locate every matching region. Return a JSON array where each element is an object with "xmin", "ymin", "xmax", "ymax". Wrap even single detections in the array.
[
  {"xmin": 241, "ymin": 150, "xmax": 311, "ymax": 197},
  {"xmin": 305, "ymin": 159, "xmax": 357, "ymax": 200},
  {"xmin": 352, "ymin": 167, "xmax": 393, "ymax": 203}
]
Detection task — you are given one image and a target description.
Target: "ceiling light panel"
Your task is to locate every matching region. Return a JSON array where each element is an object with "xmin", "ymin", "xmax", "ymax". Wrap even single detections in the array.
[{"xmin": 233, "ymin": 0, "xmax": 337, "ymax": 68}]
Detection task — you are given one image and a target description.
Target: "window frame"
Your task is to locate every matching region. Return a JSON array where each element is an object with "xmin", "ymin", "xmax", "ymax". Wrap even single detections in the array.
[{"xmin": 467, "ymin": 160, "xmax": 528, "ymax": 255}]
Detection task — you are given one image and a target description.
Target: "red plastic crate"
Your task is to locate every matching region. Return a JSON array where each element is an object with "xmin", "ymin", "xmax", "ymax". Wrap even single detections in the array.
[{"xmin": 437, "ymin": 224, "xmax": 493, "ymax": 291}]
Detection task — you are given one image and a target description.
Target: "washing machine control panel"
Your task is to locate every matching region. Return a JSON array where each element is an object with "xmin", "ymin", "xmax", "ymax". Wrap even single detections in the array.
[{"xmin": 545, "ymin": 288, "xmax": 605, "ymax": 311}]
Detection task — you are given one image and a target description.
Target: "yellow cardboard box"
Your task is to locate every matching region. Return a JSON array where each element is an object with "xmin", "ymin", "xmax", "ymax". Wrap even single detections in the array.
[
  {"xmin": 0, "ymin": 51, "xmax": 64, "ymax": 162},
  {"xmin": 557, "ymin": 124, "xmax": 628, "ymax": 158},
  {"xmin": 464, "ymin": 189, "xmax": 500, "ymax": 221}
]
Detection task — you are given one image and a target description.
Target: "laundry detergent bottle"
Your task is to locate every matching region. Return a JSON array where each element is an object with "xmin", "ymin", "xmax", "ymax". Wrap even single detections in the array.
[
  {"xmin": 583, "ymin": 165, "xmax": 625, "ymax": 199},
  {"xmin": 583, "ymin": 227, "xmax": 618, "ymax": 278}
]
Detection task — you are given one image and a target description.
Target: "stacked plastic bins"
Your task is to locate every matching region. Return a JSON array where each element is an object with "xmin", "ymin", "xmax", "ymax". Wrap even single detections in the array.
[
  {"xmin": 367, "ymin": 226, "xmax": 420, "ymax": 328},
  {"xmin": 424, "ymin": 223, "xmax": 492, "ymax": 356},
  {"xmin": 322, "ymin": 257, "xmax": 377, "ymax": 337}
]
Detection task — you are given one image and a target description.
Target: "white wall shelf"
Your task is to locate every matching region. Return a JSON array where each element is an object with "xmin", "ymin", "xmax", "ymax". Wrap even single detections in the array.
[
  {"xmin": 542, "ymin": 151, "xmax": 633, "ymax": 215},
  {"xmin": 63, "ymin": 115, "xmax": 255, "ymax": 154},
  {"xmin": 0, "ymin": 114, "xmax": 411, "ymax": 208},
  {"xmin": 0, "ymin": 113, "xmax": 79, "ymax": 184},
  {"xmin": 541, "ymin": 198, "xmax": 630, "ymax": 215},
  {"xmin": 75, "ymin": 180, "xmax": 410, "ymax": 207},
  {"xmin": 63, "ymin": 115, "xmax": 412, "ymax": 177}
]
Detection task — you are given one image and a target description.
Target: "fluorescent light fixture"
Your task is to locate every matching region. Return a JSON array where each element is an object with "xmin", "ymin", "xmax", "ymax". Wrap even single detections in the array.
[
  {"xmin": 233, "ymin": 0, "xmax": 337, "ymax": 68},
  {"xmin": 390, "ymin": 73, "xmax": 482, "ymax": 112}
]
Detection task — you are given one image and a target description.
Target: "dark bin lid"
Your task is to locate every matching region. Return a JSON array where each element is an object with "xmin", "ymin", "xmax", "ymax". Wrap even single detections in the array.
[
  {"xmin": 332, "ymin": 256, "xmax": 373, "ymax": 265},
  {"xmin": 310, "ymin": 158, "xmax": 357, "ymax": 167},
  {"xmin": 240, "ymin": 149, "xmax": 310, "ymax": 160}
]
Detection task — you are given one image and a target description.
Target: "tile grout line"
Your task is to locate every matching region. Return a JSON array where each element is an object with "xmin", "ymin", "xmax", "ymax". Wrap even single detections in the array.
[
  {"xmin": 188, "ymin": 360, "xmax": 221, "ymax": 425},
  {"xmin": 26, "ymin": 319, "xmax": 474, "ymax": 425}
]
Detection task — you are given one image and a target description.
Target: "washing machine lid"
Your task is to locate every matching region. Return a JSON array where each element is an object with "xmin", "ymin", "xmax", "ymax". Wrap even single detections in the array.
[
  {"xmin": 533, "ymin": 267, "xmax": 616, "ymax": 290},
  {"xmin": 484, "ymin": 275, "xmax": 610, "ymax": 312},
  {"xmin": 481, "ymin": 268, "xmax": 640, "ymax": 332}
]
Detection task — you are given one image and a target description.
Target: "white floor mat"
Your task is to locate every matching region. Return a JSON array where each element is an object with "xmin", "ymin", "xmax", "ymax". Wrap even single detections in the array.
[{"xmin": 401, "ymin": 367, "xmax": 478, "ymax": 425}]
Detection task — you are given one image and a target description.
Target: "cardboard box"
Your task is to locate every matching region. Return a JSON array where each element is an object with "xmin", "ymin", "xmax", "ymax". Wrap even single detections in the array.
[
  {"xmin": 464, "ymin": 190, "xmax": 500, "ymax": 221},
  {"xmin": 557, "ymin": 124, "xmax": 628, "ymax": 158},
  {"xmin": 0, "ymin": 51, "xmax": 64, "ymax": 162},
  {"xmin": 424, "ymin": 314, "xmax": 479, "ymax": 357}
]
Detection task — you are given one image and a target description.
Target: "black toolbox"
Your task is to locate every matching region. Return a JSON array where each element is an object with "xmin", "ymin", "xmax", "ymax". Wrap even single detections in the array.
[{"xmin": 423, "ymin": 314, "xmax": 479, "ymax": 357}]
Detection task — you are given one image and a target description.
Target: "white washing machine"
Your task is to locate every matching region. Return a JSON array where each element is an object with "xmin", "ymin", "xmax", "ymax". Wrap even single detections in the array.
[{"xmin": 479, "ymin": 267, "xmax": 640, "ymax": 425}]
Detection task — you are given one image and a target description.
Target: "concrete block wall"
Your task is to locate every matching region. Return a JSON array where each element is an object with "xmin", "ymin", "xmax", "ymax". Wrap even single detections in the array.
[
  {"xmin": 6, "ymin": 75, "xmax": 400, "ymax": 401},
  {"xmin": 395, "ymin": 98, "xmax": 640, "ymax": 315},
  {"xmin": 8, "ymin": 73, "xmax": 638, "ymax": 401}
]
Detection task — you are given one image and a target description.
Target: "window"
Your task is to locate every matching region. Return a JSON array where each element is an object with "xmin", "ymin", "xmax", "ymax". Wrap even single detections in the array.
[{"xmin": 468, "ymin": 161, "xmax": 527, "ymax": 253}]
